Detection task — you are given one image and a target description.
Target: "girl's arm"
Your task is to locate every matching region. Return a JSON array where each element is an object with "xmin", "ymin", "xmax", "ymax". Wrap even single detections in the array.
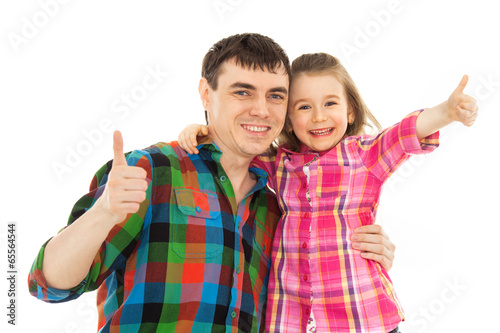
[
  {"xmin": 178, "ymin": 124, "xmax": 209, "ymax": 154},
  {"xmin": 416, "ymin": 75, "xmax": 478, "ymax": 139}
]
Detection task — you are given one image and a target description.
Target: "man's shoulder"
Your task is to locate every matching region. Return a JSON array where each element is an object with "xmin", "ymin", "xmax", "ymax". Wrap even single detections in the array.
[{"xmin": 131, "ymin": 141, "xmax": 189, "ymax": 163}]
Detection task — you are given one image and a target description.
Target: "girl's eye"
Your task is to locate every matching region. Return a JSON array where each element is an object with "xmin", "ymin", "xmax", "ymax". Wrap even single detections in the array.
[
  {"xmin": 298, "ymin": 105, "xmax": 311, "ymax": 110},
  {"xmin": 325, "ymin": 101, "xmax": 336, "ymax": 107}
]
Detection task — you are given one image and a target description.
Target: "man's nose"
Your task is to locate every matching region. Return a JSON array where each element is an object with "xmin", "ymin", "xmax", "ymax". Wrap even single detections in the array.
[{"xmin": 249, "ymin": 96, "xmax": 270, "ymax": 118}]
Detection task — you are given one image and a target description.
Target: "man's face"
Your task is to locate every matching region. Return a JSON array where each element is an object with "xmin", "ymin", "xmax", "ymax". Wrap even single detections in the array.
[{"xmin": 202, "ymin": 59, "xmax": 289, "ymax": 160}]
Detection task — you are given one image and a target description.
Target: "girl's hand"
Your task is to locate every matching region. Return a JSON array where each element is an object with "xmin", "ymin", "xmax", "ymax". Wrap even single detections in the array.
[
  {"xmin": 178, "ymin": 124, "xmax": 208, "ymax": 154},
  {"xmin": 351, "ymin": 224, "xmax": 396, "ymax": 271},
  {"xmin": 447, "ymin": 75, "xmax": 479, "ymax": 127}
]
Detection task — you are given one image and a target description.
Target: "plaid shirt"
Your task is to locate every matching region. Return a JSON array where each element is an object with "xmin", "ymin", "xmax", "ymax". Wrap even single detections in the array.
[
  {"xmin": 28, "ymin": 138, "xmax": 280, "ymax": 332},
  {"xmin": 255, "ymin": 111, "xmax": 439, "ymax": 332}
]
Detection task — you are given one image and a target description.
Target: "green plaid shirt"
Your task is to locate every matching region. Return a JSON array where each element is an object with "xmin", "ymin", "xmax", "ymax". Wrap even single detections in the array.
[{"xmin": 28, "ymin": 138, "xmax": 280, "ymax": 332}]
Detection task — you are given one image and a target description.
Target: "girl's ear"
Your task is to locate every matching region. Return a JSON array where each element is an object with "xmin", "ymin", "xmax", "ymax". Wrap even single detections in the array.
[{"xmin": 348, "ymin": 108, "xmax": 355, "ymax": 125}]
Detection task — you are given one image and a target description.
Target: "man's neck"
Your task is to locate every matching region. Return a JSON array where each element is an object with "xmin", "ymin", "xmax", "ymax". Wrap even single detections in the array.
[{"xmin": 219, "ymin": 153, "xmax": 257, "ymax": 206}]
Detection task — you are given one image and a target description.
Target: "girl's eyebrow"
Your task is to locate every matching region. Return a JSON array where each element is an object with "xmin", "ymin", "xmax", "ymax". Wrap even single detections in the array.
[
  {"xmin": 293, "ymin": 94, "xmax": 341, "ymax": 107},
  {"xmin": 325, "ymin": 94, "xmax": 341, "ymax": 99}
]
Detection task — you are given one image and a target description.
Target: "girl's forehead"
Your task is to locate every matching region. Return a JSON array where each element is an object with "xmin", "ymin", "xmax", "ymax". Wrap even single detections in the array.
[{"xmin": 289, "ymin": 73, "xmax": 345, "ymax": 97}]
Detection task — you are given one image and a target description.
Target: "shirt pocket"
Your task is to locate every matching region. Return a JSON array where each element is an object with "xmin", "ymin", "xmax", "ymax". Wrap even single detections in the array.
[
  {"xmin": 171, "ymin": 187, "xmax": 223, "ymax": 259},
  {"xmin": 316, "ymin": 163, "xmax": 350, "ymax": 203}
]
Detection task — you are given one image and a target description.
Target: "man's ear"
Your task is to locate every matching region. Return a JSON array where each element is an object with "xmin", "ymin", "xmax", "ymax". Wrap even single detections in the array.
[{"xmin": 198, "ymin": 77, "xmax": 211, "ymax": 109}]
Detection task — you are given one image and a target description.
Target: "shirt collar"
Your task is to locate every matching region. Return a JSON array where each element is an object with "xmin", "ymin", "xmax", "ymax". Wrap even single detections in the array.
[
  {"xmin": 196, "ymin": 136, "xmax": 221, "ymax": 153},
  {"xmin": 196, "ymin": 136, "xmax": 269, "ymax": 186},
  {"xmin": 281, "ymin": 143, "xmax": 325, "ymax": 156}
]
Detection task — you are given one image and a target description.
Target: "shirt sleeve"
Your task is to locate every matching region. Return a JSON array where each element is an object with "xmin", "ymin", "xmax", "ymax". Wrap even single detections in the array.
[
  {"xmin": 27, "ymin": 149, "xmax": 153, "ymax": 303},
  {"xmin": 251, "ymin": 151, "xmax": 278, "ymax": 192},
  {"xmin": 356, "ymin": 110, "xmax": 440, "ymax": 183}
]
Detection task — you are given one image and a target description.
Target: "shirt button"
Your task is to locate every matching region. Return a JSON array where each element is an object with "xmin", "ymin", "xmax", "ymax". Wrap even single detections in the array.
[
  {"xmin": 305, "ymin": 308, "xmax": 310, "ymax": 315},
  {"xmin": 220, "ymin": 175, "xmax": 227, "ymax": 182},
  {"xmin": 231, "ymin": 311, "xmax": 237, "ymax": 318},
  {"xmin": 303, "ymin": 275, "xmax": 308, "ymax": 281},
  {"xmin": 302, "ymin": 183, "xmax": 307, "ymax": 189},
  {"xmin": 236, "ymin": 267, "xmax": 241, "ymax": 274},
  {"xmin": 302, "ymin": 242, "xmax": 307, "ymax": 249},
  {"xmin": 195, "ymin": 206, "xmax": 201, "ymax": 213},
  {"xmin": 304, "ymin": 212, "xmax": 310, "ymax": 219}
]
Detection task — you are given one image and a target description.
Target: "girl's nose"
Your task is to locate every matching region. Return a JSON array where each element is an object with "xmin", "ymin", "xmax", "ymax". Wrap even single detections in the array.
[{"xmin": 312, "ymin": 108, "xmax": 327, "ymax": 122}]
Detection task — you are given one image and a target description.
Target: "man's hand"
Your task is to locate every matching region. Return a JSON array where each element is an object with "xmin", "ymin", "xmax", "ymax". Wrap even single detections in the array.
[
  {"xmin": 42, "ymin": 130, "xmax": 148, "ymax": 289},
  {"xmin": 351, "ymin": 224, "xmax": 396, "ymax": 271},
  {"xmin": 94, "ymin": 130, "xmax": 148, "ymax": 225}
]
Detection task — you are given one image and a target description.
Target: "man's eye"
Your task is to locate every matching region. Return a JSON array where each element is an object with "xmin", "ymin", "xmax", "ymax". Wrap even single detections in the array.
[
  {"xmin": 270, "ymin": 94, "xmax": 284, "ymax": 100},
  {"xmin": 236, "ymin": 91, "xmax": 248, "ymax": 96}
]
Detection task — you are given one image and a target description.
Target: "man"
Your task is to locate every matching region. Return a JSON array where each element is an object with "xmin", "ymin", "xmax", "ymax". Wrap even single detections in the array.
[{"xmin": 28, "ymin": 33, "xmax": 395, "ymax": 332}]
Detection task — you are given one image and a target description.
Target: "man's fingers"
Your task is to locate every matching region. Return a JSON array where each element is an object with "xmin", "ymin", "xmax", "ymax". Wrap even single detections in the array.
[
  {"xmin": 108, "ymin": 177, "xmax": 148, "ymax": 191},
  {"xmin": 352, "ymin": 239, "xmax": 392, "ymax": 258},
  {"xmin": 354, "ymin": 224, "xmax": 389, "ymax": 240},
  {"xmin": 360, "ymin": 252, "xmax": 392, "ymax": 271},
  {"xmin": 109, "ymin": 190, "xmax": 147, "ymax": 205},
  {"xmin": 111, "ymin": 165, "xmax": 147, "ymax": 180},
  {"xmin": 113, "ymin": 130, "xmax": 128, "ymax": 167}
]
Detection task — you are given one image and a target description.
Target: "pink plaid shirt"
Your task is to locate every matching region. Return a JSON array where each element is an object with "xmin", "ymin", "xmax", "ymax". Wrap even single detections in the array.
[{"xmin": 254, "ymin": 111, "xmax": 439, "ymax": 332}]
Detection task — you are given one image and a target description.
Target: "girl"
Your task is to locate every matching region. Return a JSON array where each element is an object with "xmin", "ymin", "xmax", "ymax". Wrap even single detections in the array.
[{"xmin": 178, "ymin": 53, "xmax": 478, "ymax": 332}]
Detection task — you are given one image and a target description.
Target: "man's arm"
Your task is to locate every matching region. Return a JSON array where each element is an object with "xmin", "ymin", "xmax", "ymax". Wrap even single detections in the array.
[
  {"xmin": 351, "ymin": 225, "xmax": 396, "ymax": 271},
  {"xmin": 416, "ymin": 75, "xmax": 478, "ymax": 139},
  {"xmin": 41, "ymin": 131, "xmax": 148, "ymax": 290}
]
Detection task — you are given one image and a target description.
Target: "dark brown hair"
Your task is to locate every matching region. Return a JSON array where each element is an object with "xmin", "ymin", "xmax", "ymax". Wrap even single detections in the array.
[
  {"xmin": 201, "ymin": 33, "xmax": 291, "ymax": 90},
  {"xmin": 276, "ymin": 52, "xmax": 381, "ymax": 152}
]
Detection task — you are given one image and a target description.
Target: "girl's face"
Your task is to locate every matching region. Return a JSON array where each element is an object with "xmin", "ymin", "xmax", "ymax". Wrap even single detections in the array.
[{"xmin": 287, "ymin": 73, "xmax": 354, "ymax": 152}]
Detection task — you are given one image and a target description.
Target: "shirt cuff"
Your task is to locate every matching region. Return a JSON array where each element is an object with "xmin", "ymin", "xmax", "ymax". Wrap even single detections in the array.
[
  {"xmin": 28, "ymin": 241, "xmax": 86, "ymax": 302},
  {"xmin": 399, "ymin": 110, "xmax": 440, "ymax": 154}
]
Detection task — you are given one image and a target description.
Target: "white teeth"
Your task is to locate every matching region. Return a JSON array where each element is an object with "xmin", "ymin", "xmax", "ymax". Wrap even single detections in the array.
[
  {"xmin": 243, "ymin": 125, "xmax": 269, "ymax": 132},
  {"xmin": 310, "ymin": 128, "xmax": 333, "ymax": 135}
]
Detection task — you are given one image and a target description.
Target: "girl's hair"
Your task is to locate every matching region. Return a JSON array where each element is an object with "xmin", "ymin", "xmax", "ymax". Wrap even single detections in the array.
[{"xmin": 275, "ymin": 52, "xmax": 381, "ymax": 152}]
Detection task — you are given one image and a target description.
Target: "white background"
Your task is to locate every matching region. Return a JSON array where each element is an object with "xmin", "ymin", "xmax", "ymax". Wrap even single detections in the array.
[{"xmin": 1, "ymin": 0, "xmax": 499, "ymax": 332}]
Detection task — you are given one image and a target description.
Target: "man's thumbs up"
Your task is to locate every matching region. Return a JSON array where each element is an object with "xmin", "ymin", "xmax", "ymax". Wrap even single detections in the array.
[
  {"xmin": 112, "ymin": 130, "xmax": 128, "ymax": 167},
  {"xmin": 94, "ymin": 130, "xmax": 149, "ymax": 225}
]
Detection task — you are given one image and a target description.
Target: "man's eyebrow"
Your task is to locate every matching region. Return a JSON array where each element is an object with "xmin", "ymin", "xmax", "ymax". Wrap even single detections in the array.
[
  {"xmin": 229, "ymin": 82, "xmax": 256, "ymax": 90},
  {"xmin": 269, "ymin": 87, "xmax": 288, "ymax": 95},
  {"xmin": 228, "ymin": 82, "xmax": 288, "ymax": 96}
]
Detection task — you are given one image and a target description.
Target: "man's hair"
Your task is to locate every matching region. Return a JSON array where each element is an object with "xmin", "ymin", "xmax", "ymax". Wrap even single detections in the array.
[
  {"xmin": 277, "ymin": 52, "xmax": 382, "ymax": 152},
  {"xmin": 202, "ymin": 33, "xmax": 291, "ymax": 90}
]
